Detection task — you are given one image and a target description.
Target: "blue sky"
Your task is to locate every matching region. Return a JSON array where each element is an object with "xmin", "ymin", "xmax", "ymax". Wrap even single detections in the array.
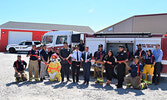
[{"xmin": 0, "ymin": 0, "xmax": 167, "ymax": 32}]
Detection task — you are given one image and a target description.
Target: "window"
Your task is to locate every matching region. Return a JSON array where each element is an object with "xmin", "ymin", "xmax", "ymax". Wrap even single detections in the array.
[
  {"xmin": 100, "ymin": 31, "xmax": 104, "ymax": 34},
  {"xmin": 108, "ymin": 27, "xmax": 113, "ymax": 31},
  {"xmin": 56, "ymin": 36, "xmax": 67, "ymax": 44},
  {"xmin": 34, "ymin": 42, "xmax": 41, "ymax": 45},
  {"xmin": 42, "ymin": 35, "xmax": 53, "ymax": 44},
  {"xmin": 71, "ymin": 34, "xmax": 80, "ymax": 43},
  {"xmin": 19, "ymin": 42, "xmax": 25, "ymax": 45},
  {"xmin": 25, "ymin": 42, "xmax": 32, "ymax": 45}
]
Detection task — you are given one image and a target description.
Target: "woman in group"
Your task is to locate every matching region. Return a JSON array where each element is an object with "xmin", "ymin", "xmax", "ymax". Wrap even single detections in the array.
[
  {"xmin": 103, "ymin": 50, "xmax": 116, "ymax": 85},
  {"xmin": 143, "ymin": 50, "xmax": 155, "ymax": 85}
]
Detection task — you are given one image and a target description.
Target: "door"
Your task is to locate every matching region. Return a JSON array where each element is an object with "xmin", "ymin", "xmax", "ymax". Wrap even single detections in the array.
[
  {"xmin": 8, "ymin": 31, "xmax": 32, "ymax": 44},
  {"xmin": 19, "ymin": 41, "xmax": 32, "ymax": 51},
  {"xmin": 55, "ymin": 35, "xmax": 68, "ymax": 47},
  {"xmin": 107, "ymin": 43, "xmax": 133, "ymax": 56}
]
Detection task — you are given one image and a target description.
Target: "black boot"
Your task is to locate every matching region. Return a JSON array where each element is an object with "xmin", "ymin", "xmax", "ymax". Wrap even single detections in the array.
[
  {"xmin": 86, "ymin": 81, "xmax": 89, "ymax": 85},
  {"xmin": 40, "ymin": 78, "xmax": 43, "ymax": 82}
]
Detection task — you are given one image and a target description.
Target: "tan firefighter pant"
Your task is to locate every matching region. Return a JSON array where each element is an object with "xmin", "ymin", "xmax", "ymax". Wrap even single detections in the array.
[
  {"xmin": 28, "ymin": 60, "xmax": 39, "ymax": 79},
  {"xmin": 124, "ymin": 74, "xmax": 140, "ymax": 89}
]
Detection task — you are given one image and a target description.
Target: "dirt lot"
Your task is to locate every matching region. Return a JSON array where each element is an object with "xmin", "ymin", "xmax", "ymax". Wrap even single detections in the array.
[{"xmin": 0, "ymin": 52, "xmax": 167, "ymax": 100}]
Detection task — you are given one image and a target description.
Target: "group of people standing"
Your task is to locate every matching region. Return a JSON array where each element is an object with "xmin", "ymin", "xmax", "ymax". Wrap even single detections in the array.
[
  {"xmin": 13, "ymin": 40, "xmax": 163, "ymax": 89},
  {"xmin": 13, "ymin": 40, "xmax": 93, "ymax": 85}
]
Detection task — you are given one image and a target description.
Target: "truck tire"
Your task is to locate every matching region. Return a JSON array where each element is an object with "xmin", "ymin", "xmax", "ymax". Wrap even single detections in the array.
[{"xmin": 9, "ymin": 48, "xmax": 16, "ymax": 53}]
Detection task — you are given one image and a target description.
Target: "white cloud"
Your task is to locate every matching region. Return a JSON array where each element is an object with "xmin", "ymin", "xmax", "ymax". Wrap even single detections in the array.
[{"xmin": 88, "ymin": 9, "xmax": 94, "ymax": 13}]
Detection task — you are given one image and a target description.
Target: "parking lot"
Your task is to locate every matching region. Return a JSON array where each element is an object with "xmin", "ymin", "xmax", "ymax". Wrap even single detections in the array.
[{"xmin": 1, "ymin": 52, "xmax": 167, "ymax": 100}]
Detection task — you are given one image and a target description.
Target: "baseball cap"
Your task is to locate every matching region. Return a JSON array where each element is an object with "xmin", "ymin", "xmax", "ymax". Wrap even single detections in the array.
[
  {"xmin": 136, "ymin": 44, "xmax": 141, "ymax": 46},
  {"xmin": 17, "ymin": 54, "xmax": 21, "ymax": 57},
  {"xmin": 119, "ymin": 45, "xmax": 124, "ymax": 48},
  {"xmin": 98, "ymin": 44, "xmax": 103, "ymax": 47}
]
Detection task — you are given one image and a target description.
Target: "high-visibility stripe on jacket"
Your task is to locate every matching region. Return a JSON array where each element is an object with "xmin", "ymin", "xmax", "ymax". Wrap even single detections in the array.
[
  {"xmin": 16, "ymin": 60, "xmax": 24, "ymax": 69},
  {"xmin": 137, "ymin": 64, "xmax": 140, "ymax": 76},
  {"xmin": 145, "ymin": 54, "xmax": 154, "ymax": 64},
  {"xmin": 48, "ymin": 66, "xmax": 61, "ymax": 72},
  {"xmin": 139, "ymin": 50, "xmax": 143, "ymax": 57},
  {"xmin": 48, "ymin": 62, "xmax": 61, "ymax": 74}
]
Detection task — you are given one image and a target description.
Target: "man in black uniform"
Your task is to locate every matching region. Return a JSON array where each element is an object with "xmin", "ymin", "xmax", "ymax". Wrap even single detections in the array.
[
  {"xmin": 78, "ymin": 40, "xmax": 85, "ymax": 52},
  {"xmin": 27, "ymin": 45, "xmax": 39, "ymax": 82},
  {"xmin": 55, "ymin": 48, "xmax": 60, "ymax": 56},
  {"xmin": 116, "ymin": 45, "xmax": 128, "ymax": 88},
  {"xmin": 135, "ymin": 44, "xmax": 146, "ymax": 65},
  {"xmin": 59, "ymin": 42, "xmax": 71, "ymax": 83},
  {"xmin": 13, "ymin": 55, "xmax": 27, "ymax": 82},
  {"xmin": 48, "ymin": 47, "xmax": 55, "ymax": 60}
]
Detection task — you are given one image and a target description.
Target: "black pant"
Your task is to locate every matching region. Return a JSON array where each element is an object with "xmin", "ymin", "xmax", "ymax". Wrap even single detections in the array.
[
  {"xmin": 38, "ymin": 61, "xmax": 41, "ymax": 76},
  {"xmin": 82, "ymin": 62, "xmax": 91, "ymax": 83},
  {"xmin": 117, "ymin": 63, "xmax": 126, "ymax": 87},
  {"xmin": 61, "ymin": 64, "xmax": 70, "ymax": 82},
  {"xmin": 72, "ymin": 61, "xmax": 81, "ymax": 82},
  {"xmin": 105, "ymin": 64, "xmax": 114, "ymax": 81},
  {"xmin": 153, "ymin": 62, "xmax": 161, "ymax": 84}
]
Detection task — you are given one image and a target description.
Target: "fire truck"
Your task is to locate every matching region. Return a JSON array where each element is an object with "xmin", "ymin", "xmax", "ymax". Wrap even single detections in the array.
[
  {"xmin": 42, "ymin": 30, "xmax": 92, "ymax": 50},
  {"xmin": 42, "ymin": 30, "xmax": 167, "ymax": 73}
]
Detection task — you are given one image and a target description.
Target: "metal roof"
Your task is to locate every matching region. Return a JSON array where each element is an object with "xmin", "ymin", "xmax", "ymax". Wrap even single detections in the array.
[
  {"xmin": 96, "ymin": 13, "xmax": 167, "ymax": 33},
  {"xmin": 0, "ymin": 21, "xmax": 94, "ymax": 33}
]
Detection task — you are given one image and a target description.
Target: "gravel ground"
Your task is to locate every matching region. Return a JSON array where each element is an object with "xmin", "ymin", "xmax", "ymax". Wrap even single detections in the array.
[{"xmin": 0, "ymin": 52, "xmax": 167, "ymax": 100}]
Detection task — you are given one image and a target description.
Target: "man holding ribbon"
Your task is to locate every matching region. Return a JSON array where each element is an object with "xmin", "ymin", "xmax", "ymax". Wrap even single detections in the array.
[
  {"xmin": 27, "ymin": 45, "xmax": 40, "ymax": 82},
  {"xmin": 59, "ymin": 42, "xmax": 72, "ymax": 83},
  {"xmin": 40, "ymin": 44, "xmax": 49, "ymax": 82}
]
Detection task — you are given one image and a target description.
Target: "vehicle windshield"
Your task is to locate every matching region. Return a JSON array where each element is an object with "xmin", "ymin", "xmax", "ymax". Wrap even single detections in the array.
[
  {"xmin": 42, "ymin": 35, "xmax": 53, "ymax": 44},
  {"xmin": 19, "ymin": 42, "xmax": 25, "ymax": 45},
  {"xmin": 56, "ymin": 35, "xmax": 67, "ymax": 44},
  {"xmin": 34, "ymin": 42, "xmax": 41, "ymax": 45}
]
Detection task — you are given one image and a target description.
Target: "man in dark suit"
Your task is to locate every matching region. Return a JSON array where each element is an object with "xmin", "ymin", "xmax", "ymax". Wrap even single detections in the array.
[{"xmin": 81, "ymin": 46, "xmax": 92, "ymax": 85}]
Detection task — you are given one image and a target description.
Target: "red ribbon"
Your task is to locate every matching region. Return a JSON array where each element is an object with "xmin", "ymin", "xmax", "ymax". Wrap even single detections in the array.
[{"xmin": 66, "ymin": 59, "xmax": 71, "ymax": 64}]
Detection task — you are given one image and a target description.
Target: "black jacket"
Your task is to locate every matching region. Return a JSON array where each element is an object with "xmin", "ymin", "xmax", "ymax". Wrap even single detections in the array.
[{"xmin": 81, "ymin": 51, "xmax": 92, "ymax": 62}]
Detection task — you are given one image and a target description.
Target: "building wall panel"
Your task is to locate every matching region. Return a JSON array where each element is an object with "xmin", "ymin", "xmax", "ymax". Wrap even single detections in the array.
[
  {"xmin": 133, "ymin": 15, "xmax": 167, "ymax": 33},
  {"xmin": 0, "ymin": 29, "xmax": 48, "ymax": 52},
  {"xmin": 113, "ymin": 18, "xmax": 133, "ymax": 32}
]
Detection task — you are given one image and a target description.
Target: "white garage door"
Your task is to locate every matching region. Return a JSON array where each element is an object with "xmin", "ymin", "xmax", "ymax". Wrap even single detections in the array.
[{"xmin": 8, "ymin": 31, "xmax": 32, "ymax": 44}]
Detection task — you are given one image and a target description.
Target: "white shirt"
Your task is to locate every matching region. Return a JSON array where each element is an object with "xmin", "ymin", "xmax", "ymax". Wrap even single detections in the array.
[
  {"xmin": 85, "ymin": 52, "xmax": 88, "ymax": 61},
  {"xmin": 71, "ymin": 50, "xmax": 82, "ymax": 62}
]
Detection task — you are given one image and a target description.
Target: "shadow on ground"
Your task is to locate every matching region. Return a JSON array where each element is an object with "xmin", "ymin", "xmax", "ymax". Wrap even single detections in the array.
[
  {"xmin": 148, "ymin": 76, "xmax": 167, "ymax": 91},
  {"xmin": 6, "ymin": 72, "xmax": 167, "ymax": 96},
  {"xmin": 6, "ymin": 81, "xmax": 41, "ymax": 87}
]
